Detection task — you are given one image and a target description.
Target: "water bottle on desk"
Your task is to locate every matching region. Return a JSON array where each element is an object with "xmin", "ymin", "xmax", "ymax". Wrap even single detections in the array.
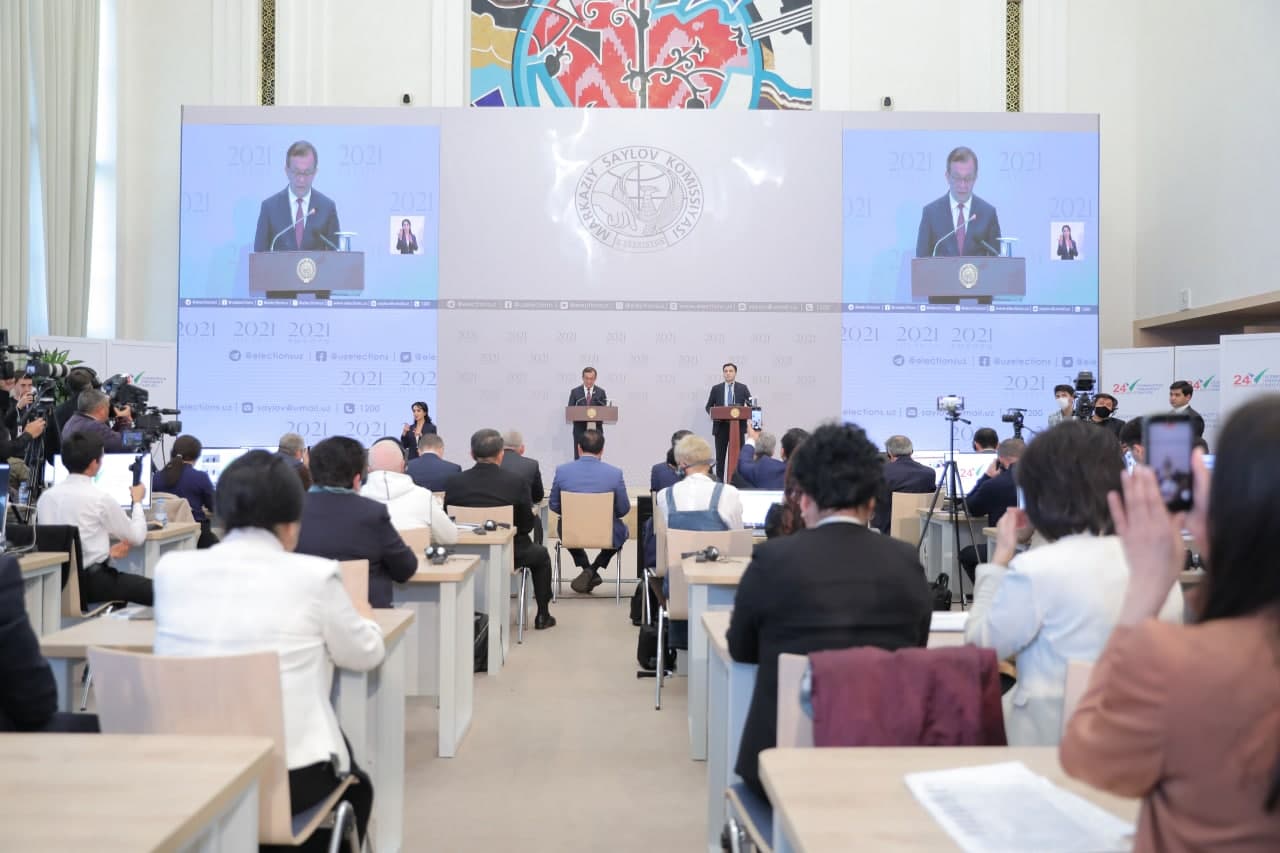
[
  {"xmin": 153, "ymin": 499, "xmax": 168, "ymax": 528},
  {"xmin": 17, "ymin": 481, "xmax": 30, "ymax": 508}
]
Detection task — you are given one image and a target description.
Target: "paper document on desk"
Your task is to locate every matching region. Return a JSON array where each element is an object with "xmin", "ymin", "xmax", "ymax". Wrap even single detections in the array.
[
  {"xmin": 453, "ymin": 521, "xmax": 480, "ymax": 531},
  {"xmin": 930, "ymin": 611, "xmax": 969, "ymax": 632},
  {"xmin": 905, "ymin": 761, "xmax": 1133, "ymax": 853}
]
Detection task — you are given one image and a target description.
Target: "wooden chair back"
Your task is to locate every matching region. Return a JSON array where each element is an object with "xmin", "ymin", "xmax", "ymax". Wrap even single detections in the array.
[
  {"xmin": 559, "ymin": 491, "xmax": 615, "ymax": 549},
  {"xmin": 151, "ymin": 491, "xmax": 197, "ymax": 525},
  {"xmin": 776, "ymin": 652, "xmax": 815, "ymax": 748},
  {"xmin": 338, "ymin": 559, "xmax": 372, "ymax": 617},
  {"xmin": 398, "ymin": 526, "xmax": 431, "ymax": 556},
  {"xmin": 450, "ymin": 505, "xmax": 514, "ymax": 527},
  {"xmin": 890, "ymin": 491, "xmax": 934, "ymax": 545},
  {"xmin": 87, "ymin": 647, "xmax": 351, "ymax": 845},
  {"xmin": 665, "ymin": 529, "xmax": 754, "ymax": 620},
  {"xmin": 1062, "ymin": 659, "xmax": 1095, "ymax": 734}
]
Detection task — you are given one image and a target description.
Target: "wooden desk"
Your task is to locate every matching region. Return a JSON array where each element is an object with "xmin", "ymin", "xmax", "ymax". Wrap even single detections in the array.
[
  {"xmin": 916, "ymin": 509, "xmax": 980, "ymax": 584},
  {"xmin": 454, "ymin": 527, "xmax": 516, "ymax": 675},
  {"xmin": 117, "ymin": 521, "xmax": 201, "ymax": 578},
  {"xmin": 393, "ymin": 554, "xmax": 478, "ymax": 757},
  {"xmin": 39, "ymin": 609, "xmax": 414, "ymax": 853},
  {"xmin": 1, "ymin": 734, "xmax": 272, "ymax": 852},
  {"xmin": 701, "ymin": 610, "xmax": 974, "ymax": 852},
  {"xmin": 685, "ymin": 555, "xmax": 750, "ymax": 762},
  {"xmin": 759, "ymin": 746, "xmax": 1138, "ymax": 853},
  {"xmin": 18, "ymin": 551, "xmax": 68, "ymax": 636}
]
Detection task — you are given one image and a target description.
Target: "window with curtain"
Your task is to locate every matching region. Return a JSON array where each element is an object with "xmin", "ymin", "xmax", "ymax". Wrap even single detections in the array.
[{"xmin": 86, "ymin": 0, "xmax": 117, "ymax": 339}]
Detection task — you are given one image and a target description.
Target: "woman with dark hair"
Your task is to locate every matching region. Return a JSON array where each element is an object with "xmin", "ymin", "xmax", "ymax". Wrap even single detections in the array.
[
  {"xmin": 1057, "ymin": 224, "xmax": 1078, "ymax": 259},
  {"xmin": 964, "ymin": 420, "xmax": 1183, "ymax": 745},
  {"xmin": 395, "ymin": 218, "xmax": 418, "ymax": 254},
  {"xmin": 1061, "ymin": 397, "xmax": 1280, "ymax": 850},
  {"xmin": 152, "ymin": 451, "xmax": 384, "ymax": 852},
  {"xmin": 399, "ymin": 400, "xmax": 437, "ymax": 460},
  {"xmin": 152, "ymin": 434, "xmax": 218, "ymax": 548}
]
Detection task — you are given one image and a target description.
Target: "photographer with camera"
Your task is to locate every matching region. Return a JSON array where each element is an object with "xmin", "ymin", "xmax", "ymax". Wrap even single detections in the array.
[
  {"xmin": 1089, "ymin": 392, "xmax": 1126, "ymax": 438},
  {"xmin": 59, "ymin": 389, "xmax": 133, "ymax": 452}
]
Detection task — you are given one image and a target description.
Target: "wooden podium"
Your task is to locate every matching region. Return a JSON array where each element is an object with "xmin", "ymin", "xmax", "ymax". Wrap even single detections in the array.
[
  {"xmin": 248, "ymin": 250, "xmax": 365, "ymax": 298},
  {"xmin": 709, "ymin": 405, "xmax": 751, "ymax": 482},
  {"xmin": 911, "ymin": 256, "xmax": 1026, "ymax": 304},
  {"xmin": 565, "ymin": 405, "xmax": 619, "ymax": 432}
]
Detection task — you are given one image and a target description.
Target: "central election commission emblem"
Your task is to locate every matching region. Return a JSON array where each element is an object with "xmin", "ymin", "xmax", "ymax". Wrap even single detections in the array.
[
  {"xmin": 576, "ymin": 146, "xmax": 703, "ymax": 252},
  {"xmin": 296, "ymin": 257, "xmax": 318, "ymax": 284},
  {"xmin": 958, "ymin": 263, "xmax": 979, "ymax": 289}
]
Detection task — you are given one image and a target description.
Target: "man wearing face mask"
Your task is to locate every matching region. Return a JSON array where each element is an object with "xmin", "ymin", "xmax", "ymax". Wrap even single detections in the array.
[
  {"xmin": 1047, "ymin": 384, "xmax": 1075, "ymax": 427},
  {"xmin": 1089, "ymin": 392, "xmax": 1125, "ymax": 438}
]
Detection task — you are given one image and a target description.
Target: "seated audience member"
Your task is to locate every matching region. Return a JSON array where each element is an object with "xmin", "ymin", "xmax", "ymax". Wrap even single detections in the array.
[
  {"xmin": 1119, "ymin": 416, "xmax": 1145, "ymax": 466},
  {"xmin": 295, "ymin": 436, "xmax": 418, "ymax": 609},
  {"xmin": 406, "ymin": 433, "xmax": 461, "ymax": 493},
  {"xmin": 728, "ymin": 422, "xmax": 932, "ymax": 797},
  {"xmin": 958, "ymin": 437, "xmax": 1025, "ymax": 580},
  {"xmin": 872, "ymin": 434, "xmax": 937, "ymax": 533},
  {"xmin": 761, "ymin": 429, "xmax": 812, "ymax": 538},
  {"xmin": 399, "ymin": 400, "xmax": 437, "ymax": 461},
  {"xmin": 0, "ymin": 554, "xmax": 99, "ymax": 732},
  {"xmin": 445, "ymin": 429, "xmax": 556, "ymax": 629},
  {"xmin": 501, "ymin": 430, "xmax": 546, "ymax": 544},
  {"xmin": 650, "ymin": 429, "xmax": 692, "ymax": 492},
  {"xmin": 277, "ymin": 432, "xmax": 313, "ymax": 490},
  {"xmin": 1060, "ymin": 398, "xmax": 1280, "ymax": 850},
  {"xmin": 360, "ymin": 437, "xmax": 457, "ymax": 546},
  {"xmin": 1090, "ymin": 392, "xmax": 1126, "ymax": 438},
  {"xmin": 550, "ymin": 429, "xmax": 629, "ymax": 594},
  {"xmin": 972, "ymin": 427, "xmax": 999, "ymax": 453},
  {"xmin": 656, "ymin": 434, "xmax": 744, "ymax": 532},
  {"xmin": 36, "ymin": 432, "xmax": 152, "ymax": 605},
  {"xmin": 733, "ymin": 425, "xmax": 786, "ymax": 489},
  {"xmin": 59, "ymin": 389, "xmax": 133, "ymax": 452},
  {"xmin": 153, "ymin": 451, "xmax": 383, "ymax": 851},
  {"xmin": 964, "ymin": 421, "xmax": 1183, "ymax": 746},
  {"xmin": 152, "ymin": 434, "xmax": 219, "ymax": 548}
]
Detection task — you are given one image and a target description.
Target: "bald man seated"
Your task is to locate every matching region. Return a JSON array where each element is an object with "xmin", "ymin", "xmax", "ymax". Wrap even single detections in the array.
[{"xmin": 360, "ymin": 437, "xmax": 458, "ymax": 546}]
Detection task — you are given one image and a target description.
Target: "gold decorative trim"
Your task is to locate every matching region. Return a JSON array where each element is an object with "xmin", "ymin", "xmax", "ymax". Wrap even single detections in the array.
[
  {"xmin": 1005, "ymin": 0, "xmax": 1022, "ymax": 112},
  {"xmin": 260, "ymin": 0, "xmax": 275, "ymax": 106}
]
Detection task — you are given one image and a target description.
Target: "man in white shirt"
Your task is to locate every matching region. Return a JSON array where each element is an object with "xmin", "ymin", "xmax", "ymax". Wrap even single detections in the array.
[
  {"xmin": 655, "ymin": 434, "xmax": 743, "ymax": 531},
  {"xmin": 360, "ymin": 437, "xmax": 457, "ymax": 545},
  {"xmin": 36, "ymin": 432, "xmax": 152, "ymax": 604}
]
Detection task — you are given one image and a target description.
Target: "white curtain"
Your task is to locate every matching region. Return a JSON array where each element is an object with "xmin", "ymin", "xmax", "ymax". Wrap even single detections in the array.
[
  {"xmin": 0, "ymin": 1, "xmax": 31, "ymax": 343},
  {"xmin": 29, "ymin": 0, "xmax": 100, "ymax": 337}
]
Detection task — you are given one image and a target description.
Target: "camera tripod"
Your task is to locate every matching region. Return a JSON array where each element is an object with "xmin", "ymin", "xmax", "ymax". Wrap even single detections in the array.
[{"xmin": 916, "ymin": 411, "xmax": 985, "ymax": 609}]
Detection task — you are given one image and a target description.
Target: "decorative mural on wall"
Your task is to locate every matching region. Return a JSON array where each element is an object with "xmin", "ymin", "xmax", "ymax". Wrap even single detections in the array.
[{"xmin": 470, "ymin": 0, "xmax": 813, "ymax": 109}]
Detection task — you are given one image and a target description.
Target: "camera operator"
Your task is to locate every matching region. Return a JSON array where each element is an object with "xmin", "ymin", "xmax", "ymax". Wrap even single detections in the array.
[
  {"xmin": 1047, "ymin": 384, "xmax": 1075, "ymax": 428},
  {"xmin": 3, "ymin": 375, "xmax": 36, "ymax": 437},
  {"xmin": 43, "ymin": 367, "xmax": 99, "ymax": 457},
  {"xmin": 60, "ymin": 389, "xmax": 133, "ymax": 452},
  {"xmin": 1089, "ymin": 392, "xmax": 1125, "ymax": 438},
  {"xmin": 0, "ymin": 408, "xmax": 46, "ymax": 464}
]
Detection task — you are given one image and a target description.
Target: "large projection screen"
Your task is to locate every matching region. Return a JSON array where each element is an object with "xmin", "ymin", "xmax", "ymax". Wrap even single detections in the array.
[{"xmin": 175, "ymin": 107, "xmax": 1098, "ymax": 487}]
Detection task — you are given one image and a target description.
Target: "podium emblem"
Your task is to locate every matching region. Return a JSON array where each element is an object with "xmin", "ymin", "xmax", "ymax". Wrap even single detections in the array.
[
  {"xmin": 296, "ymin": 257, "xmax": 318, "ymax": 284},
  {"xmin": 958, "ymin": 263, "xmax": 979, "ymax": 289},
  {"xmin": 575, "ymin": 146, "xmax": 703, "ymax": 253},
  {"xmin": 730, "ymin": 407, "xmax": 741, "ymax": 418},
  {"xmin": 586, "ymin": 407, "xmax": 597, "ymax": 419}
]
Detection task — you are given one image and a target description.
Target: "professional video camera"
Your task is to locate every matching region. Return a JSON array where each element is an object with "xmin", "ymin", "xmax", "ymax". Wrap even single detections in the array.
[
  {"xmin": 1000, "ymin": 407, "xmax": 1027, "ymax": 439},
  {"xmin": 1071, "ymin": 370, "xmax": 1096, "ymax": 421},
  {"xmin": 101, "ymin": 373, "xmax": 182, "ymax": 449}
]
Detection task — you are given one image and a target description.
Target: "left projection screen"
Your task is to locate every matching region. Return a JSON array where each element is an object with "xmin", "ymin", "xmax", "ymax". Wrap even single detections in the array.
[{"xmin": 176, "ymin": 107, "xmax": 441, "ymax": 446}]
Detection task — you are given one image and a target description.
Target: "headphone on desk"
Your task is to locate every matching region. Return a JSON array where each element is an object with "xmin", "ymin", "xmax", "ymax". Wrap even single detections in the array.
[
  {"xmin": 680, "ymin": 546, "xmax": 721, "ymax": 563},
  {"xmin": 426, "ymin": 545, "xmax": 451, "ymax": 564}
]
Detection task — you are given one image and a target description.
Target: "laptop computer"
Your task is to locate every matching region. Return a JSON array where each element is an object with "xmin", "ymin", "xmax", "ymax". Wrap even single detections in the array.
[
  {"xmin": 194, "ymin": 447, "xmax": 250, "ymax": 485},
  {"xmin": 740, "ymin": 489, "xmax": 784, "ymax": 531},
  {"xmin": 46, "ymin": 453, "xmax": 153, "ymax": 508}
]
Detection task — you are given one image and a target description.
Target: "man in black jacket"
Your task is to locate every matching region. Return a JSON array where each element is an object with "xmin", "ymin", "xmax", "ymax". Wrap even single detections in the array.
[
  {"xmin": 0, "ymin": 554, "xmax": 99, "ymax": 732},
  {"xmin": 500, "ymin": 430, "xmax": 546, "ymax": 544},
  {"xmin": 959, "ymin": 437, "xmax": 1024, "ymax": 582},
  {"xmin": 873, "ymin": 434, "xmax": 938, "ymax": 533},
  {"xmin": 295, "ymin": 436, "xmax": 418, "ymax": 609},
  {"xmin": 727, "ymin": 423, "xmax": 931, "ymax": 797},
  {"xmin": 406, "ymin": 433, "xmax": 461, "ymax": 493},
  {"xmin": 444, "ymin": 429, "xmax": 555, "ymax": 629}
]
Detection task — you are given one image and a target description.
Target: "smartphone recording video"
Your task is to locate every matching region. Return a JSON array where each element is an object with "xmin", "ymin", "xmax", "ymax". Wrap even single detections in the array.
[
  {"xmin": 749, "ymin": 407, "xmax": 763, "ymax": 431},
  {"xmin": 1143, "ymin": 414, "xmax": 1194, "ymax": 511}
]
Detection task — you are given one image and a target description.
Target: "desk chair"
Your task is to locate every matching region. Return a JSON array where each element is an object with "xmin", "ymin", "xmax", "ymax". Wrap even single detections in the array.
[
  {"xmin": 150, "ymin": 491, "xmax": 197, "ymax": 525},
  {"xmin": 397, "ymin": 526, "xmax": 431, "ymax": 557},
  {"xmin": 52, "ymin": 526, "xmax": 128, "ymax": 710},
  {"xmin": 890, "ymin": 490, "xmax": 934, "ymax": 545},
  {"xmin": 1062, "ymin": 659, "xmax": 1094, "ymax": 736},
  {"xmin": 451, "ymin": 504, "xmax": 533, "ymax": 642},
  {"xmin": 89, "ymin": 648, "xmax": 362, "ymax": 852},
  {"xmin": 337, "ymin": 559, "xmax": 371, "ymax": 616},
  {"xmin": 554, "ymin": 490, "xmax": 631, "ymax": 603},
  {"xmin": 638, "ymin": 528, "xmax": 754, "ymax": 710}
]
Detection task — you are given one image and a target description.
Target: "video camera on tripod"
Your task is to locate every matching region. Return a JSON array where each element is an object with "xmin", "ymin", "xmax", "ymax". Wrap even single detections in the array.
[
  {"xmin": 101, "ymin": 373, "xmax": 182, "ymax": 450},
  {"xmin": 1070, "ymin": 370, "xmax": 1096, "ymax": 421},
  {"xmin": 1000, "ymin": 407, "xmax": 1028, "ymax": 439}
]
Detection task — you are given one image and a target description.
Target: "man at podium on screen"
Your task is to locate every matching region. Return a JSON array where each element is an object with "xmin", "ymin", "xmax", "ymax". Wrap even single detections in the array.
[
  {"xmin": 253, "ymin": 140, "xmax": 342, "ymax": 253},
  {"xmin": 914, "ymin": 146, "xmax": 1002, "ymax": 258}
]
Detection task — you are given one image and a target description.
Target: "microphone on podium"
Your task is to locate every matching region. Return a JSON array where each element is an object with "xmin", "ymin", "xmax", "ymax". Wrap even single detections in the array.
[
  {"xmin": 268, "ymin": 208, "xmax": 318, "ymax": 250},
  {"xmin": 931, "ymin": 212, "xmax": 977, "ymax": 257}
]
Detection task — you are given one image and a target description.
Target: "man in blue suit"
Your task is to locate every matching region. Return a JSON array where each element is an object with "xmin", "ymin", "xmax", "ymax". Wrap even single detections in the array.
[
  {"xmin": 253, "ymin": 140, "xmax": 342, "ymax": 252},
  {"xmin": 550, "ymin": 429, "xmax": 629, "ymax": 595},
  {"xmin": 734, "ymin": 426, "xmax": 787, "ymax": 489},
  {"xmin": 405, "ymin": 433, "xmax": 462, "ymax": 493},
  {"xmin": 873, "ymin": 435, "xmax": 939, "ymax": 534},
  {"xmin": 915, "ymin": 146, "xmax": 1002, "ymax": 258}
]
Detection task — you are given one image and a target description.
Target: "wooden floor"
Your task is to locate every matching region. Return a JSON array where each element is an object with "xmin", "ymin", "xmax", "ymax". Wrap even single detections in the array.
[{"xmin": 400, "ymin": 545, "xmax": 706, "ymax": 851}]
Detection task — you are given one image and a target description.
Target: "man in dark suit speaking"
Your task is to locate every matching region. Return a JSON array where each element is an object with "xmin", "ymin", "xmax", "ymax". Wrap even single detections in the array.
[
  {"xmin": 704, "ymin": 362, "xmax": 751, "ymax": 480},
  {"xmin": 567, "ymin": 366, "xmax": 607, "ymax": 459},
  {"xmin": 253, "ymin": 140, "xmax": 342, "ymax": 252},
  {"xmin": 915, "ymin": 146, "xmax": 1002, "ymax": 258}
]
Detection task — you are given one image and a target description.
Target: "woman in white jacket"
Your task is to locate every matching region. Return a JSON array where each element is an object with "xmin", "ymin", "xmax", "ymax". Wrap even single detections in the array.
[
  {"xmin": 153, "ymin": 450, "xmax": 385, "ymax": 851},
  {"xmin": 965, "ymin": 420, "xmax": 1183, "ymax": 746}
]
